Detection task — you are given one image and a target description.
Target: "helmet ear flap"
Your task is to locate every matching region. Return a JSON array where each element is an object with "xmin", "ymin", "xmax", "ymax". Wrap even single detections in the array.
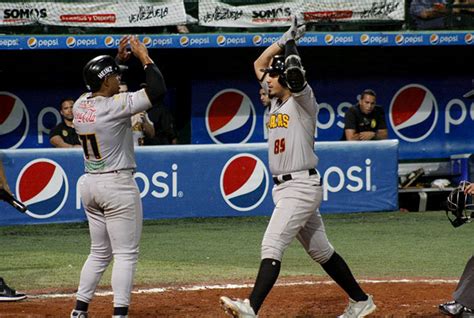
[{"xmin": 278, "ymin": 74, "xmax": 287, "ymax": 87}]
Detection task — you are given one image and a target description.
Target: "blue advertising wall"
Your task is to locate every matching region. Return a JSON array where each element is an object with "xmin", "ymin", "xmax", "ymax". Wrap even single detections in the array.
[
  {"xmin": 0, "ymin": 140, "xmax": 398, "ymax": 225},
  {"xmin": 191, "ymin": 79, "xmax": 474, "ymax": 160}
]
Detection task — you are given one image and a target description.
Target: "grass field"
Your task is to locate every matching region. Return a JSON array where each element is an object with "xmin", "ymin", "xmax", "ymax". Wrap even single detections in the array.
[{"xmin": 0, "ymin": 210, "xmax": 471, "ymax": 292}]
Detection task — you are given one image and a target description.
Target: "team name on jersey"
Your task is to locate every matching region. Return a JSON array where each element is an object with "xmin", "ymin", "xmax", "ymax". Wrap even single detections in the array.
[
  {"xmin": 74, "ymin": 100, "xmax": 97, "ymax": 124},
  {"xmin": 268, "ymin": 113, "xmax": 290, "ymax": 129}
]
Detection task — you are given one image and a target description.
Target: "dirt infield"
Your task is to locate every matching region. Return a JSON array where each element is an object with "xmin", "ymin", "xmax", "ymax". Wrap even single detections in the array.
[{"xmin": 0, "ymin": 278, "xmax": 457, "ymax": 317}]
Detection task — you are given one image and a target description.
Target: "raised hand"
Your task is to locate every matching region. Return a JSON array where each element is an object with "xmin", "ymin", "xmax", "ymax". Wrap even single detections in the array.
[
  {"xmin": 116, "ymin": 35, "xmax": 131, "ymax": 63},
  {"xmin": 277, "ymin": 15, "xmax": 306, "ymax": 48}
]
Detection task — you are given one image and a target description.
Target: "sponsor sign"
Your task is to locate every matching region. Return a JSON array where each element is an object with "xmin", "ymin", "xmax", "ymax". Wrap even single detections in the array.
[
  {"xmin": 0, "ymin": 141, "xmax": 398, "ymax": 225},
  {"xmin": 199, "ymin": 0, "xmax": 404, "ymax": 27},
  {"xmin": 0, "ymin": 1, "xmax": 186, "ymax": 27},
  {"xmin": 199, "ymin": 0, "xmax": 303, "ymax": 27},
  {"xmin": 191, "ymin": 79, "xmax": 474, "ymax": 159},
  {"xmin": 0, "ymin": 32, "xmax": 473, "ymax": 50}
]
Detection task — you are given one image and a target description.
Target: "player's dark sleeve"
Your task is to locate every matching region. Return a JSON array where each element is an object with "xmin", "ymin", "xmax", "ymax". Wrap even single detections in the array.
[
  {"xmin": 343, "ymin": 107, "xmax": 357, "ymax": 130},
  {"xmin": 284, "ymin": 40, "xmax": 307, "ymax": 93},
  {"xmin": 144, "ymin": 63, "xmax": 167, "ymax": 107},
  {"xmin": 376, "ymin": 107, "xmax": 387, "ymax": 129}
]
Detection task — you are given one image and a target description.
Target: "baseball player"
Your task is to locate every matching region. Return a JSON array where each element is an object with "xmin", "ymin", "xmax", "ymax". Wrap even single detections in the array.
[
  {"xmin": 0, "ymin": 160, "xmax": 27, "ymax": 302},
  {"xmin": 70, "ymin": 35, "xmax": 166, "ymax": 318},
  {"xmin": 220, "ymin": 17, "xmax": 375, "ymax": 318},
  {"xmin": 439, "ymin": 86, "xmax": 474, "ymax": 318}
]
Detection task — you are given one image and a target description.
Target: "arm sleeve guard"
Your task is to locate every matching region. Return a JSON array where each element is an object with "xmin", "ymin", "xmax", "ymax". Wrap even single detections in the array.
[
  {"xmin": 144, "ymin": 63, "xmax": 167, "ymax": 106},
  {"xmin": 284, "ymin": 40, "xmax": 307, "ymax": 93}
]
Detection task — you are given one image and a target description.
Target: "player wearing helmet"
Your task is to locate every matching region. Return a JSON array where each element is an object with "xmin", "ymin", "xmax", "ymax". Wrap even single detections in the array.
[
  {"xmin": 220, "ymin": 17, "xmax": 375, "ymax": 318},
  {"xmin": 70, "ymin": 35, "xmax": 166, "ymax": 318}
]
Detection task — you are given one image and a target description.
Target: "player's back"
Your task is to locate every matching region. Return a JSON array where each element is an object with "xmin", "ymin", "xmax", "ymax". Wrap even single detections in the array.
[{"xmin": 73, "ymin": 89, "xmax": 151, "ymax": 173}]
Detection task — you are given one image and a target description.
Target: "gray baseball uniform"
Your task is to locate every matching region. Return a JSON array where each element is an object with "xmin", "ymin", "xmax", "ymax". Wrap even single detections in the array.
[
  {"xmin": 73, "ymin": 88, "xmax": 151, "ymax": 307},
  {"xmin": 453, "ymin": 255, "xmax": 474, "ymax": 309},
  {"xmin": 262, "ymin": 84, "xmax": 334, "ymax": 263}
]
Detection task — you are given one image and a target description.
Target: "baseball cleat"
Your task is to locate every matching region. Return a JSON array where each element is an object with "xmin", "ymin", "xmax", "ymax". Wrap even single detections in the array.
[
  {"xmin": 220, "ymin": 296, "xmax": 257, "ymax": 318},
  {"xmin": 70, "ymin": 310, "xmax": 88, "ymax": 318},
  {"xmin": 0, "ymin": 278, "xmax": 27, "ymax": 302},
  {"xmin": 439, "ymin": 300, "xmax": 474, "ymax": 317},
  {"xmin": 338, "ymin": 294, "xmax": 376, "ymax": 318}
]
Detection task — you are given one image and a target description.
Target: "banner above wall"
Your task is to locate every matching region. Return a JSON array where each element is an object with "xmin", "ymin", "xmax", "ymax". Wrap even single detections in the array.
[
  {"xmin": 191, "ymin": 79, "xmax": 474, "ymax": 160},
  {"xmin": 198, "ymin": 0, "xmax": 404, "ymax": 27},
  {"xmin": 0, "ymin": 1, "xmax": 186, "ymax": 27}
]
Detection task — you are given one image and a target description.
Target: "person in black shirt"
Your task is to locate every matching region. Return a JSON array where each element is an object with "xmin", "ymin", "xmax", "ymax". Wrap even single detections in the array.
[
  {"xmin": 49, "ymin": 98, "xmax": 81, "ymax": 148},
  {"xmin": 341, "ymin": 89, "xmax": 388, "ymax": 141}
]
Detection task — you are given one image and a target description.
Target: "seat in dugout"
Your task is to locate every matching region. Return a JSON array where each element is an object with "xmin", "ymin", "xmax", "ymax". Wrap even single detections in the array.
[{"xmin": 398, "ymin": 154, "xmax": 473, "ymax": 212}]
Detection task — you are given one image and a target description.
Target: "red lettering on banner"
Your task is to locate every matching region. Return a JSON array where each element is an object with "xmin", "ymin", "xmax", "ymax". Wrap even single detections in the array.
[
  {"xmin": 304, "ymin": 11, "xmax": 353, "ymax": 20},
  {"xmin": 60, "ymin": 14, "xmax": 116, "ymax": 23}
]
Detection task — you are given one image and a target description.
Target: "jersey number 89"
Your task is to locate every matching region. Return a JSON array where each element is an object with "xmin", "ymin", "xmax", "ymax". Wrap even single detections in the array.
[{"xmin": 274, "ymin": 138, "xmax": 285, "ymax": 154}]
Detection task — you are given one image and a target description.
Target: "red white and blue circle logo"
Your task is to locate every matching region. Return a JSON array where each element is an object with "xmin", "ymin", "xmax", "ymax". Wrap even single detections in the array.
[
  {"xmin": 66, "ymin": 36, "xmax": 76, "ymax": 48},
  {"xmin": 220, "ymin": 154, "xmax": 269, "ymax": 212},
  {"xmin": 252, "ymin": 35, "xmax": 263, "ymax": 46},
  {"xmin": 104, "ymin": 36, "xmax": 115, "ymax": 47},
  {"xmin": 206, "ymin": 89, "xmax": 256, "ymax": 144},
  {"xmin": 389, "ymin": 84, "xmax": 438, "ymax": 142},
  {"xmin": 0, "ymin": 92, "xmax": 30, "ymax": 149},
  {"xmin": 16, "ymin": 159, "xmax": 69, "ymax": 219}
]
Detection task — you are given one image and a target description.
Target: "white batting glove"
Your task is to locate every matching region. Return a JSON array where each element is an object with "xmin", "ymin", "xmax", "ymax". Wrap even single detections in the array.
[{"xmin": 277, "ymin": 15, "xmax": 306, "ymax": 48}]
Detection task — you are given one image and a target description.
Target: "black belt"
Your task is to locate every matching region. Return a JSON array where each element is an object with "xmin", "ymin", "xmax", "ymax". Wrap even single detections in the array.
[
  {"xmin": 273, "ymin": 168, "xmax": 318, "ymax": 185},
  {"xmin": 89, "ymin": 169, "xmax": 135, "ymax": 175}
]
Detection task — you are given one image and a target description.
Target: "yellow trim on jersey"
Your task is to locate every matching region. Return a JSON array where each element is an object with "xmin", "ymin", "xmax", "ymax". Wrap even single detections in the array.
[{"xmin": 268, "ymin": 113, "xmax": 290, "ymax": 129}]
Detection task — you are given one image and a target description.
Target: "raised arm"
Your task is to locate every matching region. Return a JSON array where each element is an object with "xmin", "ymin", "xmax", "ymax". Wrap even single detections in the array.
[{"xmin": 254, "ymin": 16, "xmax": 305, "ymax": 82}]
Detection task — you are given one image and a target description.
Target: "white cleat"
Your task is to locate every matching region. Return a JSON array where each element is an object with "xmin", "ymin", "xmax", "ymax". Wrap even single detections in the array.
[
  {"xmin": 220, "ymin": 296, "xmax": 257, "ymax": 318},
  {"xmin": 338, "ymin": 294, "xmax": 376, "ymax": 318}
]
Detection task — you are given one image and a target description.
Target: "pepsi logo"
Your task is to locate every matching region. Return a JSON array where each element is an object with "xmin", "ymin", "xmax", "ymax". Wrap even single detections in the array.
[
  {"xmin": 0, "ymin": 92, "xmax": 30, "ymax": 149},
  {"xmin": 217, "ymin": 35, "xmax": 226, "ymax": 46},
  {"xmin": 389, "ymin": 84, "xmax": 438, "ymax": 142},
  {"xmin": 180, "ymin": 36, "xmax": 189, "ymax": 47},
  {"xmin": 66, "ymin": 36, "xmax": 76, "ymax": 48},
  {"xmin": 324, "ymin": 34, "xmax": 334, "ymax": 45},
  {"xmin": 104, "ymin": 36, "xmax": 115, "ymax": 47},
  {"xmin": 205, "ymin": 89, "xmax": 256, "ymax": 144},
  {"xmin": 16, "ymin": 159, "xmax": 69, "ymax": 219},
  {"xmin": 395, "ymin": 34, "xmax": 404, "ymax": 45},
  {"xmin": 142, "ymin": 36, "xmax": 152, "ymax": 47},
  {"xmin": 465, "ymin": 33, "xmax": 473, "ymax": 44},
  {"xmin": 27, "ymin": 37, "xmax": 37, "ymax": 48},
  {"xmin": 220, "ymin": 154, "xmax": 269, "ymax": 212},
  {"xmin": 360, "ymin": 34, "xmax": 369, "ymax": 45},
  {"xmin": 252, "ymin": 35, "xmax": 263, "ymax": 46},
  {"xmin": 430, "ymin": 34, "xmax": 439, "ymax": 45}
]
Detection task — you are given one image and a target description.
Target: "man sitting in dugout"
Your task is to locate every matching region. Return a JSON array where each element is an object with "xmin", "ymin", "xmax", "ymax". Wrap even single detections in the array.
[
  {"xmin": 49, "ymin": 97, "xmax": 81, "ymax": 148},
  {"xmin": 341, "ymin": 89, "xmax": 388, "ymax": 141}
]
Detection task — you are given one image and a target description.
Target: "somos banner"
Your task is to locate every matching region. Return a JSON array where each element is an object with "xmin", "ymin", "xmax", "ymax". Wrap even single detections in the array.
[
  {"xmin": 198, "ymin": 0, "xmax": 404, "ymax": 28},
  {"xmin": 0, "ymin": 1, "xmax": 186, "ymax": 27},
  {"xmin": 191, "ymin": 79, "xmax": 474, "ymax": 159},
  {"xmin": 0, "ymin": 141, "xmax": 398, "ymax": 225}
]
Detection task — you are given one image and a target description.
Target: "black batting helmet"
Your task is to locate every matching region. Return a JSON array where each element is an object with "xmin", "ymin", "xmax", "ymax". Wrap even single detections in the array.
[
  {"xmin": 83, "ymin": 55, "xmax": 127, "ymax": 92},
  {"xmin": 262, "ymin": 55, "xmax": 287, "ymax": 87}
]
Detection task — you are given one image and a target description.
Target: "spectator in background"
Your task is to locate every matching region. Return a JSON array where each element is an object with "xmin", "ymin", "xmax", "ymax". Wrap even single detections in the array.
[
  {"xmin": 49, "ymin": 98, "xmax": 81, "ymax": 148},
  {"xmin": 140, "ymin": 83, "xmax": 178, "ymax": 145},
  {"xmin": 410, "ymin": 0, "xmax": 449, "ymax": 29},
  {"xmin": 342, "ymin": 89, "xmax": 388, "ymax": 141},
  {"xmin": 0, "ymin": 160, "xmax": 27, "ymax": 302},
  {"xmin": 119, "ymin": 82, "xmax": 155, "ymax": 146},
  {"xmin": 260, "ymin": 87, "xmax": 271, "ymax": 139}
]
